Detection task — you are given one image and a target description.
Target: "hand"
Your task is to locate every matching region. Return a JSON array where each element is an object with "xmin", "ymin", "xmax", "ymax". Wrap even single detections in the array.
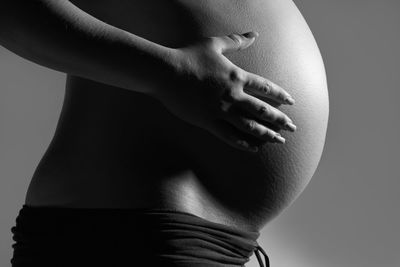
[{"xmin": 154, "ymin": 32, "xmax": 297, "ymax": 153}]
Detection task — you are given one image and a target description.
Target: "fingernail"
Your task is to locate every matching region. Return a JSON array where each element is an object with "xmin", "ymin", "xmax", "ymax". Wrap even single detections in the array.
[
  {"xmin": 284, "ymin": 96, "xmax": 295, "ymax": 105},
  {"xmin": 284, "ymin": 122, "xmax": 297, "ymax": 132},
  {"xmin": 273, "ymin": 135, "xmax": 286, "ymax": 144},
  {"xmin": 243, "ymin": 31, "xmax": 259, "ymax": 39}
]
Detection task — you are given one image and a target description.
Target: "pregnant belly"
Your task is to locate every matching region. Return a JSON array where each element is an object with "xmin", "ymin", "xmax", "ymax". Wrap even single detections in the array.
[{"xmin": 57, "ymin": 0, "xmax": 329, "ymax": 230}]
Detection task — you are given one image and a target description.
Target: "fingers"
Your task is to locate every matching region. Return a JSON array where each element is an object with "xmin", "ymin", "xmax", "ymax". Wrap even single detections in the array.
[
  {"xmin": 223, "ymin": 110, "xmax": 286, "ymax": 144},
  {"xmin": 213, "ymin": 31, "xmax": 259, "ymax": 53},
  {"xmin": 236, "ymin": 94, "xmax": 297, "ymax": 132},
  {"xmin": 244, "ymin": 72, "xmax": 295, "ymax": 105},
  {"xmin": 207, "ymin": 120, "xmax": 260, "ymax": 153}
]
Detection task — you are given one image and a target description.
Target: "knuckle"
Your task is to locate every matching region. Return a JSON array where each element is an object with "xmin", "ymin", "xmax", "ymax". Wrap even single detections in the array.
[
  {"xmin": 229, "ymin": 69, "xmax": 245, "ymax": 83},
  {"xmin": 245, "ymin": 120, "xmax": 258, "ymax": 132},
  {"xmin": 258, "ymin": 105, "xmax": 270, "ymax": 118},
  {"xmin": 236, "ymin": 139, "xmax": 249, "ymax": 149},
  {"xmin": 222, "ymin": 89, "xmax": 240, "ymax": 102},
  {"xmin": 263, "ymin": 82, "xmax": 272, "ymax": 95},
  {"xmin": 218, "ymin": 99, "xmax": 232, "ymax": 114}
]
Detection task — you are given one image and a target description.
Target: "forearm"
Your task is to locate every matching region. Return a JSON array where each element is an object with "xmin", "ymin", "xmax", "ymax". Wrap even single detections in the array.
[{"xmin": 0, "ymin": 0, "xmax": 178, "ymax": 95}]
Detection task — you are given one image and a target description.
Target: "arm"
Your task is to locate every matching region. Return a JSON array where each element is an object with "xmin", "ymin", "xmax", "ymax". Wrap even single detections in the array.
[
  {"xmin": 0, "ymin": 0, "xmax": 176, "ymax": 94},
  {"xmin": 0, "ymin": 0, "xmax": 296, "ymax": 152}
]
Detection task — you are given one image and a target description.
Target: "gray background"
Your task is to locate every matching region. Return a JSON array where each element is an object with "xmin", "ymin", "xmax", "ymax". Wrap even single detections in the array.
[{"xmin": 1, "ymin": 0, "xmax": 399, "ymax": 266}]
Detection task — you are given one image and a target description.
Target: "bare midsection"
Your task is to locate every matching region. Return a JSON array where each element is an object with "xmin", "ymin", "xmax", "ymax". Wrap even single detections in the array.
[{"xmin": 26, "ymin": 0, "xmax": 328, "ymax": 231}]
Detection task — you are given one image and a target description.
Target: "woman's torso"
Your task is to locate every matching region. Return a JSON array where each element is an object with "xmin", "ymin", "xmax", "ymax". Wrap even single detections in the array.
[{"xmin": 25, "ymin": 0, "xmax": 329, "ymax": 232}]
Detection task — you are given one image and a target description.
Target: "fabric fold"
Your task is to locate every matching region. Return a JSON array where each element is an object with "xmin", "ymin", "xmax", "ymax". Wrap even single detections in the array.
[{"xmin": 11, "ymin": 205, "xmax": 268, "ymax": 267}]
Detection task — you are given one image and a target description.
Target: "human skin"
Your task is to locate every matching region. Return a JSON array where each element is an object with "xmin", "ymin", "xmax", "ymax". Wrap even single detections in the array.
[{"xmin": 0, "ymin": 0, "xmax": 328, "ymax": 232}]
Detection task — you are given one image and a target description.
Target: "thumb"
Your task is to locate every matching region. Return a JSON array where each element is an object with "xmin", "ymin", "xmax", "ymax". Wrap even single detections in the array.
[{"xmin": 216, "ymin": 31, "xmax": 259, "ymax": 53}]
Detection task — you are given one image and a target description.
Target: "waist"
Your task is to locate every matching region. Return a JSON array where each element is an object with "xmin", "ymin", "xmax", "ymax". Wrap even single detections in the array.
[
  {"xmin": 26, "ymin": 103, "xmax": 262, "ymax": 231},
  {"xmin": 11, "ymin": 204, "xmax": 265, "ymax": 267}
]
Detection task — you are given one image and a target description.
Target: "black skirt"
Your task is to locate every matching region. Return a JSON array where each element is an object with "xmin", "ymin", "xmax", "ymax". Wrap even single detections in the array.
[{"xmin": 10, "ymin": 205, "xmax": 269, "ymax": 267}]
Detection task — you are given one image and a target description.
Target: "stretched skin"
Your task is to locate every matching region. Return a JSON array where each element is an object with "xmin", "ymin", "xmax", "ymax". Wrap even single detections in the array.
[{"xmin": 26, "ymin": 0, "xmax": 329, "ymax": 231}]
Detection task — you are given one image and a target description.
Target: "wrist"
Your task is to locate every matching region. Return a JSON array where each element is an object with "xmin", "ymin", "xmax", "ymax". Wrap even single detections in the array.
[
  {"xmin": 159, "ymin": 46, "xmax": 184, "ymax": 79},
  {"xmin": 146, "ymin": 46, "xmax": 185, "ymax": 98}
]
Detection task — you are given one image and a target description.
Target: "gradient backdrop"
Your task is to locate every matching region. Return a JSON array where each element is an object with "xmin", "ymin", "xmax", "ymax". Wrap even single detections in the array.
[{"xmin": 1, "ymin": 1, "xmax": 399, "ymax": 266}]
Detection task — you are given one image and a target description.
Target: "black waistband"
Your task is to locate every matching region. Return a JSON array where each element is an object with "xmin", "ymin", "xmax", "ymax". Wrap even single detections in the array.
[{"xmin": 11, "ymin": 205, "xmax": 269, "ymax": 267}]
